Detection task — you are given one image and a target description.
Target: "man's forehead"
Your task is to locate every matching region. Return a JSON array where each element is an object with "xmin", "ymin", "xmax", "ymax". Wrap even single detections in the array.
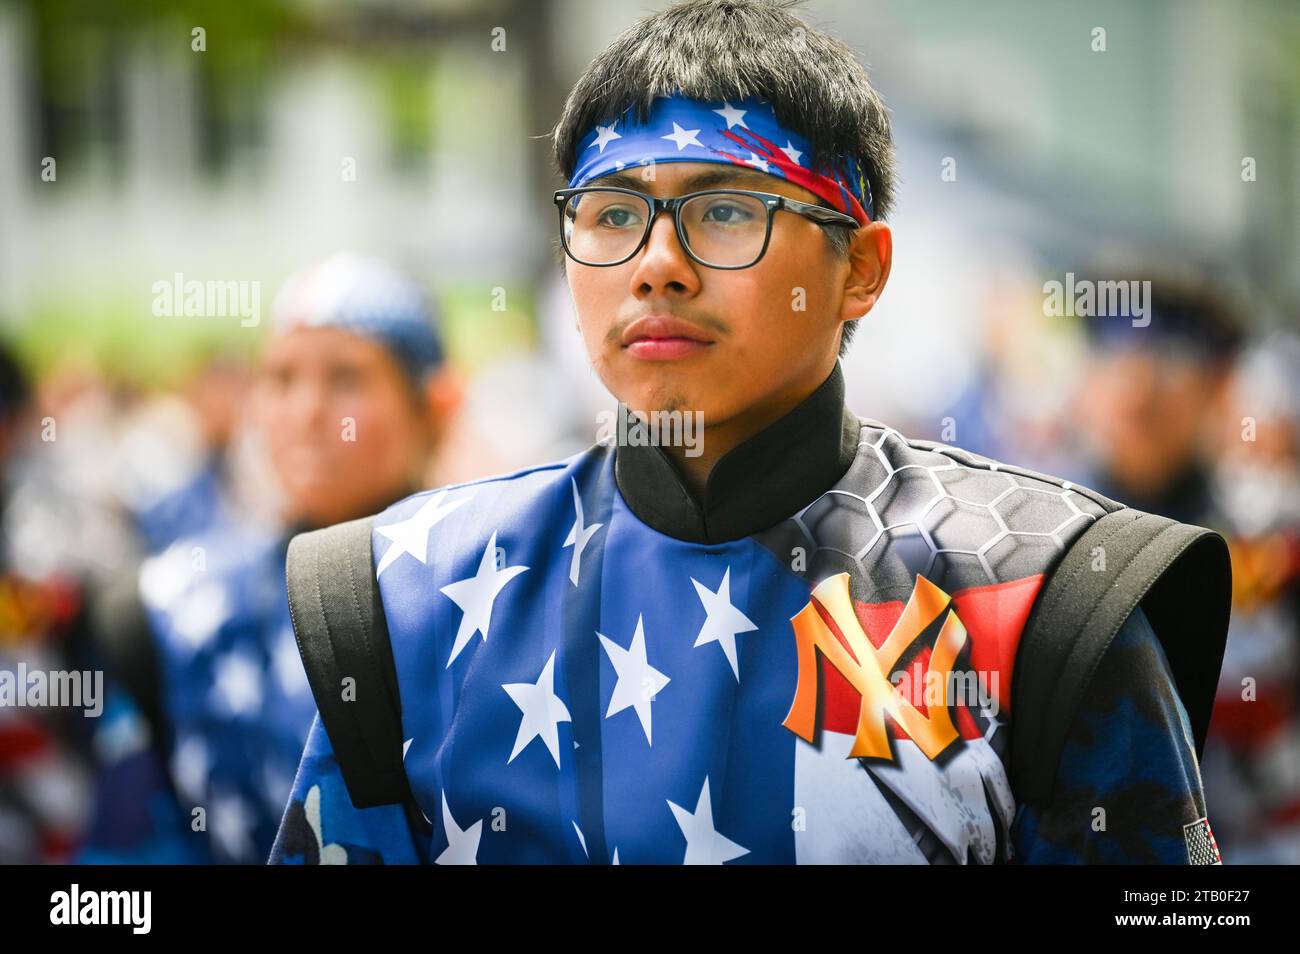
[{"xmin": 588, "ymin": 163, "xmax": 788, "ymax": 194}]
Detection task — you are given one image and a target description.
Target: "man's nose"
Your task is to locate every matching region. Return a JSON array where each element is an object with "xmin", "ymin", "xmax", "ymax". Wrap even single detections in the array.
[
  {"xmin": 286, "ymin": 379, "xmax": 330, "ymax": 430},
  {"xmin": 628, "ymin": 207, "xmax": 700, "ymax": 296}
]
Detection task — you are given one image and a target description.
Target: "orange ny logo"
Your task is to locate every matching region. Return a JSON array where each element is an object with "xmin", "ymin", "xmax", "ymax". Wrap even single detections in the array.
[{"xmin": 783, "ymin": 573, "xmax": 967, "ymax": 762}]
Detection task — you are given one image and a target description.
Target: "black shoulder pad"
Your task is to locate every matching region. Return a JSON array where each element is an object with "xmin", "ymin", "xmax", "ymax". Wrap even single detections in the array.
[
  {"xmin": 285, "ymin": 517, "xmax": 412, "ymax": 810},
  {"xmin": 1010, "ymin": 508, "xmax": 1231, "ymax": 806}
]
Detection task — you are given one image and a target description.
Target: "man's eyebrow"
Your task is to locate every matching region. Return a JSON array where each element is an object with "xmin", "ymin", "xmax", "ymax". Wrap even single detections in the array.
[{"xmin": 586, "ymin": 167, "xmax": 778, "ymax": 192}]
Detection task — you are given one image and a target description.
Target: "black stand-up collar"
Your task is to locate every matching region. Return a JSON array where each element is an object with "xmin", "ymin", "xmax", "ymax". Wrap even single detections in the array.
[{"xmin": 613, "ymin": 362, "xmax": 860, "ymax": 544}]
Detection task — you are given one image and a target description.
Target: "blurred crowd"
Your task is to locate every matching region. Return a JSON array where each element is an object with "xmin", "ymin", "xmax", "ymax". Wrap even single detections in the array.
[
  {"xmin": 0, "ymin": 248, "xmax": 1297, "ymax": 865},
  {"xmin": 0, "ymin": 252, "xmax": 479, "ymax": 863},
  {"xmin": 932, "ymin": 265, "xmax": 1300, "ymax": 864}
]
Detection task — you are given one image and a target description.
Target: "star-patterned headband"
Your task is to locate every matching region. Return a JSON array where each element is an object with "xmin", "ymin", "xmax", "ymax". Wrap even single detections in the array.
[
  {"xmin": 569, "ymin": 92, "xmax": 874, "ymax": 225},
  {"xmin": 272, "ymin": 252, "xmax": 445, "ymax": 385}
]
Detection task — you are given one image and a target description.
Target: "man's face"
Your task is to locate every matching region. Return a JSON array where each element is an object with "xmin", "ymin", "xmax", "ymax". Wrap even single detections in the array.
[
  {"xmin": 254, "ymin": 326, "xmax": 431, "ymax": 527},
  {"xmin": 1077, "ymin": 344, "xmax": 1223, "ymax": 493},
  {"xmin": 563, "ymin": 162, "xmax": 885, "ymax": 430}
]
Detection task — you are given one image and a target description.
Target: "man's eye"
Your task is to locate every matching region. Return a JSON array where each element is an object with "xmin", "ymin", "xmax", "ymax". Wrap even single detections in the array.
[
  {"xmin": 701, "ymin": 201, "xmax": 754, "ymax": 224},
  {"xmin": 596, "ymin": 206, "xmax": 642, "ymax": 229},
  {"xmin": 265, "ymin": 367, "xmax": 293, "ymax": 390},
  {"xmin": 328, "ymin": 366, "xmax": 365, "ymax": 390}
]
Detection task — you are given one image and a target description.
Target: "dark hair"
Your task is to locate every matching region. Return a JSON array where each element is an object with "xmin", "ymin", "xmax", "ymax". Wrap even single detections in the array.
[
  {"xmin": 1081, "ymin": 262, "xmax": 1247, "ymax": 367},
  {"xmin": 550, "ymin": 0, "xmax": 896, "ymax": 357}
]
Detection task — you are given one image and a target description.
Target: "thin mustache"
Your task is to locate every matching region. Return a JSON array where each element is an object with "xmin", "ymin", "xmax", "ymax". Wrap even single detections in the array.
[{"xmin": 606, "ymin": 312, "xmax": 730, "ymax": 346}]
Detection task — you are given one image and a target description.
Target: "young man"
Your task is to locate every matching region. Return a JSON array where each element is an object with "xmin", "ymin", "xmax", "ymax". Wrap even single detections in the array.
[
  {"xmin": 80, "ymin": 253, "xmax": 459, "ymax": 863},
  {"xmin": 271, "ymin": 0, "xmax": 1230, "ymax": 865}
]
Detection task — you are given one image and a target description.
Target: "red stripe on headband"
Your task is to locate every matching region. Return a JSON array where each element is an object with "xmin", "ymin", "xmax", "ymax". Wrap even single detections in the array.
[{"xmin": 718, "ymin": 127, "xmax": 870, "ymax": 226}]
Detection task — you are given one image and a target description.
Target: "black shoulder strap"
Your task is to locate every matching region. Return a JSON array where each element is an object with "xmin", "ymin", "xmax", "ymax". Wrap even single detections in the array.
[
  {"xmin": 285, "ymin": 517, "xmax": 415, "ymax": 812},
  {"xmin": 1010, "ymin": 508, "xmax": 1232, "ymax": 807}
]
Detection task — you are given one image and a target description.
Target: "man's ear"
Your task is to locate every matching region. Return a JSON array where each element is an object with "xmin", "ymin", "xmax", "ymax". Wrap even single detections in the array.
[{"xmin": 841, "ymin": 221, "xmax": 892, "ymax": 323}]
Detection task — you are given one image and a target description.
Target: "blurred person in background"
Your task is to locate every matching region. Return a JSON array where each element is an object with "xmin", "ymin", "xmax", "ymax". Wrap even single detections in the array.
[
  {"xmin": 1070, "ymin": 269, "xmax": 1243, "ymax": 526},
  {"xmin": 1199, "ymin": 330, "xmax": 1300, "ymax": 863},
  {"xmin": 78, "ymin": 253, "xmax": 462, "ymax": 863},
  {"xmin": 117, "ymin": 353, "xmax": 255, "ymax": 555},
  {"xmin": 0, "ymin": 350, "xmax": 257, "ymax": 863},
  {"xmin": 1070, "ymin": 275, "xmax": 1300, "ymax": 863},
  {"xmin": 0, "ymin": 338, "xmax": 96, "ymax": 863},
  {"xmin": 934, "ymin": 260, "xmax": 1088, "ymax": 477}
]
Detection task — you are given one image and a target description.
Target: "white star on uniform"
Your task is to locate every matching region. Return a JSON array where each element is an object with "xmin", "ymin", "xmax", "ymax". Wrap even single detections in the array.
[
  {"xmin": 435, "ymin": 792, "xmax": 483, "ymax": 865},
  {"xmin": 712, "ymin": 101, "xmax": 748, "ymax": 129},
  {"xmin": 212, "ymin": 650, "xmax": 263, "ymax": 717},
  {"xmin": 441, "ymin": 532, "xmax": 529, "ymax": 668},
  {"xmin": 661, "ymin": 121, "xmax": 703, "ymax": 151},
  {"xmin": 563, "ymin": 477, "xmax": 603, "ymax": 586},
  {"xmin": 273, "ymin": 624, "xmax": 310, "ymax": 696},
  {"xmin": 597, "ymin": 615, "xmax": 670, "ymax": 745},
  {"xmin": 211, "ymin": 792, "xmax": 255, "ymax": 860},
  {"xmin": 667, "ymin": 776, "xmax": 749, "ymax": 864},
  {"xmin": 172, "ymin": 581, "xmax": 229, "ymax": 653},
  {"xmin": 744, "ymin": 152, "xmax": 770, "ymax": 173},
  {"xmin": 170, "ymin": 734, "xmax": 211, "ymax": 802},
  {"xmin": 375, "ymin": 490, "xmax": 470, "ymax": 577},
  {"xmin": 138, "ymin": 544, "xmax": 196, "ymax": 613},
  {"xmin": 780, "ymin": 140, "xmax": 803, "ymax": 165},
  {"xmin": 502, "ymin": 648, "xmax": 572, "ymax": 767},
  {"xmin": 691, "ymin": 567, "xmax": 758, "ymax": 681},
  {"xmin": 590, "ymin": 122, "xmax": 622, "ymax": 153}
]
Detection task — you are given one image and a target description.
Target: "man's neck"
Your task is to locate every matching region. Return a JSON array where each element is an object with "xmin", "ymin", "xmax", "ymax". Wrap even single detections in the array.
[
  {"xmin": 659, "ymin": 363, "xmax": 839, "ymax": 500},
  {"xmin": 613, "ymin": 360, "xmax": 858, "ymax": 544}
]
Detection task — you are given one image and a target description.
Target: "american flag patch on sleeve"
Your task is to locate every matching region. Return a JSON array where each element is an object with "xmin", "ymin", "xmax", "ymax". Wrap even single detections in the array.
[{"xmin": 1184, "ymin": 817, "xmax": 1222, "ymax": 865}]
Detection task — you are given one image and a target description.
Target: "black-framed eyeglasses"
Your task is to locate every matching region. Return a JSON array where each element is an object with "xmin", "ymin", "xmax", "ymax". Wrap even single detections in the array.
[{"xmin": 552, "ymin": 186, "xmax": 860, "ymax": 269}]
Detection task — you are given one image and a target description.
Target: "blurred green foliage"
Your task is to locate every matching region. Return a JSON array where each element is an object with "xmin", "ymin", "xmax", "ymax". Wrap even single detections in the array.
[{"xmin": 6, "ymin": 280, "xmax": 536, "ymax": 388}]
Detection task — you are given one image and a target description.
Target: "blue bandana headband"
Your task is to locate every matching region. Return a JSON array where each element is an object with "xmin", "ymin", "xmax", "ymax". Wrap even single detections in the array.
[
  {"xmin": 569, "ymin": 92, "xmax": 873, "ymax": 225},
  {"xmin": 271, "ymin": 252, "xmax": 445, "ymax": 385}
]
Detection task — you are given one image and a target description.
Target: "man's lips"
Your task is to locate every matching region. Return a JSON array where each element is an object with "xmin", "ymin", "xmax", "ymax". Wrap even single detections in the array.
[{"xmin": 620, "ymin": 314, "xmax": 715, "ymax": 360}]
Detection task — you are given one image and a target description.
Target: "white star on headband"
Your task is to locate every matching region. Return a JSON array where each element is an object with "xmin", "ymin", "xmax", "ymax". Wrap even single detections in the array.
[
  {"xmin": 744, "ymin": 153, "xmax": 771, "ymax": 173},
  {"xmin": 780, "ymin": 141, "xmax": 803, "ymax": 165},
  {"xmin": 713, "ymin": 101, "xmax": 748, "ymax": 129},
  {"xmin": 589, "ymin": 122, "xmax": 622, "ymax": 153},
  {"xmin": 661, "ymin": 122, "xmax": 703, "ymax": 151}
]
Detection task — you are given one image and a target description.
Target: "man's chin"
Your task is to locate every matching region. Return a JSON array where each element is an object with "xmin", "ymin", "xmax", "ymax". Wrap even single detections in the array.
[
  {"xmin": 623, "ymin": 386, "xmax": 706, "ymax": 419},
  {"xmin": 284, "ymin": 480, "xmax": 347, "ymax": 512},
  {"xmin": 291, "ymin": 493, "xmax": 368, "ymax": 530},
  {"xmin": 615, "ymin": 369, "xmax": 712, "ymax": 415}
]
